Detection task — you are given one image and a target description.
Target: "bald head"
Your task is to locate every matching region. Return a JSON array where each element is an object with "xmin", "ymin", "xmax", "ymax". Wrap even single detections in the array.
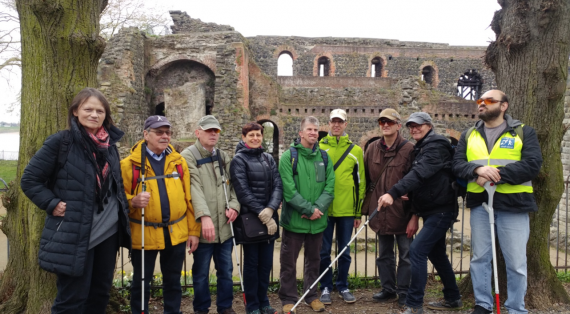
[
  {"xmin": 481, "ymin": 90, "xmax": 508, "ymax": 104},
  {"xmin": 478, "ymin": 89, "xmax": 509, "ymax": 126}
]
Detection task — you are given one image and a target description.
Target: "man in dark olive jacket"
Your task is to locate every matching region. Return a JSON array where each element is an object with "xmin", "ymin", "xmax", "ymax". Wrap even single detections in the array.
[
  {"xmin": 377, "ymin": 112, "xmax": 462, "ymax": 314},
  {"xmin": 452, "ymin": 90, "xmax": 542, "ymax": 314},
  {"xmin": 364, "ymin": 108, "xmax": 416, "ymax": 307}
]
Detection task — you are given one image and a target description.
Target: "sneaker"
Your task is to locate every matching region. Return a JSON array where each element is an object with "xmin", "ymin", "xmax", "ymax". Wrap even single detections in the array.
[
  {"xmin": 339, "ymin": 289, "xmax": 356, "ymax": 303},
  {"xmin": 320, "ymin": 287, "xmax": 332, "ymax": 305},
  {"xmin": 372, "ymin": 290, "xmax": 397, "ymax": 302},
  {"xmin": 399, "ymin": 305, "xmax": 424, "ymax": 314},
  {"xmin": 471, "ymin": 305, "xmax": 492, "ymax": 314},
  {"xmin": 306, "ymin": 299, "xmax": 325, "ymax": 312},
  {"xmin": 260, "ymin": 305, "xmax": 278, "ymax": 314},
  {"xmin": 398, "ymin": 294, "xmax": 407, "ymax": 307},
  {"xmin": 247, "ymin": 310, "xmax": 261, "ymax": 314},
  {"xmin": 282, "ymin": 304, "xmax": 294, "ymax": 313},
  {"xmin": 426, "ymin": 298, "xmax": 463, "ymax": 311}
]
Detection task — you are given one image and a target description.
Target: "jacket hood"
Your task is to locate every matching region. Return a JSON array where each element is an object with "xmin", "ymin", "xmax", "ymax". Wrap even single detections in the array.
[
  {"xmin": 128, "ymin": 139, "xmax": 179, "ymax": 164},
  {"xmin": 235, "ymin": 140, "xmax": 265, "ymax": 155},
  {"xmin": 320, "ymin": 133, "xmax": 352, "ymax": 147},
  {"xmin": 474, "ymin": 114, "xmax": 522, "ymax": 129}
]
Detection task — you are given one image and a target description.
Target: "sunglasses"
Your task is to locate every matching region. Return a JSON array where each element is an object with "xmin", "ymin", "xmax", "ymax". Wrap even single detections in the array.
[
  {"xmin": 149, "ymin": 130, "xmax": 172, "ymax": 136},
  {"xmin": 378, "ymin": 119, "xmax": 397, "ymax": 126},
  {"xmin": 476, "ymin": 98, "xmax": 503, "ymax": 106},
  {"xmin": 202, "ymin": 128, "xmax": 221, "ymax": 134},
  {"xmin": 407, "ymin": 124, "xmax": 424, "ymax": 131}
]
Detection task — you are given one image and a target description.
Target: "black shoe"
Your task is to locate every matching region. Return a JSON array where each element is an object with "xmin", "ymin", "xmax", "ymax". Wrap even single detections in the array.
[
  {"xmin": 426, "ymin": 298, "xmax": 463, "ymax": 311},
  {"xmin": 372, "ymin": 290, "xmax": 397, "ymax": 302},
  {"xmin": 471, "ymin": 305, "xmax": 492, "ymax": 314},
  {"xmin": 398, "ymin": 294, "xmax": 407, "ymax": 307},
  {"xmin": 260, "ymin": 305, "xmax": 278, "ymax": 314}
]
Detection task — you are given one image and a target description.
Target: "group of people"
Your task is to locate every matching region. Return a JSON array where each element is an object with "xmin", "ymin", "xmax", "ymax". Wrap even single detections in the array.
[{"xmin": 20, "ymin": 87, "xmax": 541, "ymax": 314}]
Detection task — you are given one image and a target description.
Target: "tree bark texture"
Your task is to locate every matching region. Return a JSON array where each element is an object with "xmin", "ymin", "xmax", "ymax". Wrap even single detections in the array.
[
  {"xmin": 0, "ymin": 1, "xmax": 107, "ymax": 313},
  {"xmin": 484, "ymin": 0, "xmax": 570, "ymax": 308}
]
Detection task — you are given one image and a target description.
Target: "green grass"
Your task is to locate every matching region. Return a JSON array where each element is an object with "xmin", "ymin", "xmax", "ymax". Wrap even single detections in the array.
[
  {"xmin": 557, "ymin": 271, "xmax": 570, "ymax": 282},
  {"xmin": 0, "ymin": 160, "xmax": 17, "ymax": 186},
  {"xmin": 0, "ymin": 126, "xmax": 19, "ymax": 134}
]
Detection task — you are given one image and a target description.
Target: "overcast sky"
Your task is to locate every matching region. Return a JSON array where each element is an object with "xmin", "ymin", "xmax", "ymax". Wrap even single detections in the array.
[{"xmin": 0, "ymin": 0, "xmax": 502, "ymax": 123}]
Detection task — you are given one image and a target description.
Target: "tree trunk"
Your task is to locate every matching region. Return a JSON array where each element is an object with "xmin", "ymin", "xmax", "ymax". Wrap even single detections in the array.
[
  {"xmin": 0, "ymin": 1, "xmax": 107, "ymax": 313},
  {"xmin": 483, "ymin": 0, "xmax": 570, "ymax": 308}
]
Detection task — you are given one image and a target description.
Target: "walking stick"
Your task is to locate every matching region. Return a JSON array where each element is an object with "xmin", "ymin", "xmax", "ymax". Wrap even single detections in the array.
[
  {"xmin": 217, "ymin": 152, "xmax": 246, "ymax": 305},
  {"xmin": 140, "ymin": 143, "xmax": 147, "ymax": 314},
  {"xmin": 482, "ymin": 181, "xmax": 500, "ymax": 314},
  {"xmin": 287, "ymin": 209, "xmax": 379, "ymax": 314}
]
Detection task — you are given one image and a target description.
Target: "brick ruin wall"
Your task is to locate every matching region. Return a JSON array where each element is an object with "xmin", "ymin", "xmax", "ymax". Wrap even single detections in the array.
[{"xmin": 97, "ymin": 12, "xmax": 570, "ymax": 233}]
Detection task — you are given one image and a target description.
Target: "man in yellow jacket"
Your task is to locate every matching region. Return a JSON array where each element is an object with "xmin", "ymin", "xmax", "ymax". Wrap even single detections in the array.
[{"xmin": 121, "ymin": 115, "xmax": 201, "ymax": 314}]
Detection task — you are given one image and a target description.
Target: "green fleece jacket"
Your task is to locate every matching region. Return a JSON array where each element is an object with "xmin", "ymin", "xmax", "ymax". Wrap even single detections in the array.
[
  {"xmin": 279, "ymin": 140, "xmax": 335, "ymax": 234},
  {"xmin": 320, "ymin": 133, "xmax": 366, "ymax": 219}
]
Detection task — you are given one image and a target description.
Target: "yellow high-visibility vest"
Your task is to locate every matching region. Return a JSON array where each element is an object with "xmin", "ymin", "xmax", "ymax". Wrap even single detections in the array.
[{"xmin": 466, "ymin": 127, "xmax": 533, "ymax": 194}]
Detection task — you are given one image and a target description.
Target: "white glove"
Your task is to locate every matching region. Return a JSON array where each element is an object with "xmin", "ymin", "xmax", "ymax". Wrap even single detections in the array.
[
  {"xmin": 265, "ymin": 219, "xmax": 277, "ymax": 235},
  {"xmin": 259, "ymin": 207, "xmax": 274, "ymax": 224}
]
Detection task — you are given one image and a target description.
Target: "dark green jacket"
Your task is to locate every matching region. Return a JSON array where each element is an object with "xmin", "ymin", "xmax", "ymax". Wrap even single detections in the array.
[{"xmin": 279, "ymin": 140, "xmax": 335, "ymax": 234}]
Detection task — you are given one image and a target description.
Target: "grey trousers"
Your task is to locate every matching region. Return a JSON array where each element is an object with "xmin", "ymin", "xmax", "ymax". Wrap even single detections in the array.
[
  {"xmin": 376, "ymin": 233, "xmax": 413, "ymax": 295},
  {"xmin": 279, "ymin": 229, "xmax": 324, "ymax": 305}
]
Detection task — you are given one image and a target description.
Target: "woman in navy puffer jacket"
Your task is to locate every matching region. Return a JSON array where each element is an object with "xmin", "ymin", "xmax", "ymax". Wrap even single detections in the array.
[{"xmin": 230, "ymin": 122, "xmax": 283, "ymax": 314}]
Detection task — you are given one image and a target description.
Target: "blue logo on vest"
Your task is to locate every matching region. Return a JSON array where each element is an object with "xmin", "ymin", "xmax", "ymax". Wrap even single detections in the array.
[{"xmin": 499, "ymin": 138, "xmax": 515, "ymax": 149}]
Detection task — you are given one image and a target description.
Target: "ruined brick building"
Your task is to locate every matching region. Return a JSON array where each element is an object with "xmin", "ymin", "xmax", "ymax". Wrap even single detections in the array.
[{"xmin": 96, "ymin": 11, "xmax": 570, "ymax": 222}]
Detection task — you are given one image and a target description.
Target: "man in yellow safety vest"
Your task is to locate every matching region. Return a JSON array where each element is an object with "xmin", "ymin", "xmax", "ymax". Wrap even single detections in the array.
[{"xmin": 452, "ymin": 90, "xmax": 542, "ymax": 314}]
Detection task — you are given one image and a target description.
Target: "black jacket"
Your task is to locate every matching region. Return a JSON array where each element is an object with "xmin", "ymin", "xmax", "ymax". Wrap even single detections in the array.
[
  {"xmin": 452, "ymin": 114, "xmax": 542, "ymax": 212},
  {"xmin": 21, "ymin": 120, "xmax": 131, "ymax": 276},
  {"xmin": 230, "ymin": 141, "xmax": 283, "ymax": 244},
  {"xmin": 387, "ymin": 129, "xmax": 456, "ymax": 216}
]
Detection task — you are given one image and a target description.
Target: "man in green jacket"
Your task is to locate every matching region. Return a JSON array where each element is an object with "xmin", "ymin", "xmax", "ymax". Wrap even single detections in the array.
[
  {"xmin": 318, "ymin": 109, "xmax": 366, "ymax": 305},
  {"xmin": 181, "ymin": 115, "xmax": 240, "ymax": 314},
  {"xmin": 279, "ymin": 116, "xmax": 335, "ymax": 313}
]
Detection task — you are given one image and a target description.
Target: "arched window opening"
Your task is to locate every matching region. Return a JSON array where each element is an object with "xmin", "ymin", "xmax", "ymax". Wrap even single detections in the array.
[
  {"xmin": 421, "ymin": 66, "xmax": 435, "ymax": 85},
  {"xmin": 371, "ymin": 57, "xmax": 383, "ymax": 77},
  {"xmin": 318, "ymin": 57, "xmax": 330, "ymax": 77},
  {"xmin": 318, "ymin": 131, "xmax": 328, "ymax": 141},
  {"xmin": 258, "ymin": 120, "xmax": 280, "ymax": 164},
  {"xmin": 457, "ymin": 69, "xmax": 483, "ymax": 100},
  {"xmin": 155, "ymin": 102, "xmax": 165, "ymax": 116},
  {"xmin": 277, "ymin": 52, "xmax": 293, "ymax": 76}
]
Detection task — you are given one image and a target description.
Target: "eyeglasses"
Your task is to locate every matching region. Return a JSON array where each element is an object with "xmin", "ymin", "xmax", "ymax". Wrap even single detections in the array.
[
  {"xmin": 378, "ymin": 119, "xmax": 397, "ymax": 126},
  {"xmin": 476, "ymin": 98, "xmax": 503, "ymax": 106},
  {"xmin": 407, "ymin": 124, "xmax": 424, "ymax": 131},
  {"xmin": 149, "ymin": 130, "xmax": 172, "ymax": 136},
  {"xmin": 330, "ymin": 120, "xmax": 346, "ymax": 125}
]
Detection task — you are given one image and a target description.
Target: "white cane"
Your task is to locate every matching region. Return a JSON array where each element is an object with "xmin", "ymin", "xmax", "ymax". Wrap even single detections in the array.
[
  {"xmin": 140, "ymin": 143, "xmax": 147, "ymax": 314},
  {"xmin": 482, "ymin": 181, "xmax": 501, "ymax": 314}
]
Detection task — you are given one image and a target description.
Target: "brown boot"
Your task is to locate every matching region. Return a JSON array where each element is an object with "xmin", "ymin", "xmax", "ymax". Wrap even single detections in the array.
[
  {"xmin": 307, "ymin": 299, "xmax": 325, "ymax": 312},
  {"xmin": 282, "ymin": 304, "xmax": 294, "ymax": 313}
]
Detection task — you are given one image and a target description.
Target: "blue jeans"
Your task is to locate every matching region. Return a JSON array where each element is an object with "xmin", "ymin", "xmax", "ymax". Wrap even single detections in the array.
[
  {"xmin": 406, "ymin": 212, "xmax": 460, "ymax": 308},
  {"xmin": 376, "ymin": 234, "xmax": 412, "ymax": 295},
  {"xmin": 470, "ymin": 205, "xmax": 529, "ymax": 314},
  {"xmin": 131, "ymin": 229, "xmax": 186, "ymax": 314},
  {"xmin": 319, "ymin": 216, "xmax": 354, "ymax": 292},
  {"xmin": 192, "ymin": 238, "xmax": 234, "ymax": 313},
  {"xmin": 243, "ymin": 241, "xmax": 274, "ymax": 313}
]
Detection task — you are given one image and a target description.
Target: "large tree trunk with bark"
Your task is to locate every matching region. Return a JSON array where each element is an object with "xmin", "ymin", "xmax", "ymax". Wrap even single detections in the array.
[
  {"xmin": 479, "ymin": 0, "xmax": 570, "ymax": 309},
  {"xmin": 0, "ymin": 1, "xmax": 107, "ymax": 313}
]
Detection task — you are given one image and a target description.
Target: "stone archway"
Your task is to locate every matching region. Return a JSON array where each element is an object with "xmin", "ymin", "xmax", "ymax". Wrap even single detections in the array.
[{"xmin": 257, "ymin": 119, "xmax": 281, "ymax": 164}]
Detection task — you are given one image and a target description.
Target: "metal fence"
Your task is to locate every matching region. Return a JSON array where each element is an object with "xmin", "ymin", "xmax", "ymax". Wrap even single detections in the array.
[
  {"xmin": 2, "ymin": 183, "xmax": 570, "ymax": 289},
  {"xmin": 0, "ymin": 151, "xmax": 18, "ymax": 160}
]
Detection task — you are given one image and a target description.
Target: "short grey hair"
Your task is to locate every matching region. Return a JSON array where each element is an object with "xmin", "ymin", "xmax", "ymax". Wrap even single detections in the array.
[{"xmin": 300, "ymin": 116, "xmax": 320, "ymax": 131}]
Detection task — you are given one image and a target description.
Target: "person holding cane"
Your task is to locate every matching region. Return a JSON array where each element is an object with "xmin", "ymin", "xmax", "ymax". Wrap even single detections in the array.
[{"xmin": 121, "ymin": 115, "xmax": 200, "ymax": 314}]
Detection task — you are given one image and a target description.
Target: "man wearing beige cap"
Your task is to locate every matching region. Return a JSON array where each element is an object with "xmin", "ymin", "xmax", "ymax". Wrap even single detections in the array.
[
  {"xmin": 318, "ymin": 109, "xmax": 366, "ymax": 305},
  {"xmin": 181, "ymin": 115, "xmax": 240, "ymax": 314},
  {"xmin": 363, "ymin": 108, "xmax": 415, "ymax": 307}
]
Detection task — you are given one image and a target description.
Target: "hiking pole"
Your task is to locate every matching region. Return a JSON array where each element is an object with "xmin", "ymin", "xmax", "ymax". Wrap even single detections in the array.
[
  {"xmin": 482, "ymin": 181, "xmax": 500, "ymax": 314},
  {"xmin": 218, "ymin": 155, "xmax": 246, "ymax": 305},
  {"xmin": 140, "ymin": 143, "xmax": 147, "ymax": 314},
  {"xmin": 287, "ymin": 209, "xmax": 379, "ymax": 314}
]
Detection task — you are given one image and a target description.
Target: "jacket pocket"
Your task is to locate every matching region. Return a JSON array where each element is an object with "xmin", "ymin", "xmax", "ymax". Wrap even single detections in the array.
[
  {"xmin": 40, "ymin": 216, "xmax": 64, "ymax": 249},
  {"xmin": 314, "ymin": 161, "xmax": 326, "ymax": 182}
]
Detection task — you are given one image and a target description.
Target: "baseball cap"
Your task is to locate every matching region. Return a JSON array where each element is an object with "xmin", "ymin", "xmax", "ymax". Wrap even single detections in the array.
[
  {"xmin": 406, "ymin": 112, "xmax": 432, "ymax": 126},
  {"xmin": 330, "ymin": 109, "xmax": 347, "ymax": 121},
  {"xmin": 198, "ymin": 115, "xmax": 222, "ymax": 131},
  {"xmin": 378, "ymin": 108, "xmax": 401, "ymax": 122},
  {"xmin": 144, "ymin": 115, "xmax": 171, "ymax": 129}
]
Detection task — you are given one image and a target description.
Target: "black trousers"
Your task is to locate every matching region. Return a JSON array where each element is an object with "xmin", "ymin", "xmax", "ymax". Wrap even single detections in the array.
[{"xmin": 52, "ymin": 232, "xmax": 119, "ymax": 314}]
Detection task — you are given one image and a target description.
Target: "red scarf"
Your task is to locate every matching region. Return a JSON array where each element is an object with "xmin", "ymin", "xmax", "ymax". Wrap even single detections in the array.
[{"xmin": 88, "ymin": 126, "xmax": 110, "ymax": 191}]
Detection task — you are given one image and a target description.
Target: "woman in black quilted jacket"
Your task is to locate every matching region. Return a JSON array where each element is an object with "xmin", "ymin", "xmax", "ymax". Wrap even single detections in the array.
[
  {"xmin": 230, "ymin": 122, "xmax": 283, "ymax": 314},
  {"xmin": 21, "ymin": 88, "xmax": 131, "ymax": 314}
]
